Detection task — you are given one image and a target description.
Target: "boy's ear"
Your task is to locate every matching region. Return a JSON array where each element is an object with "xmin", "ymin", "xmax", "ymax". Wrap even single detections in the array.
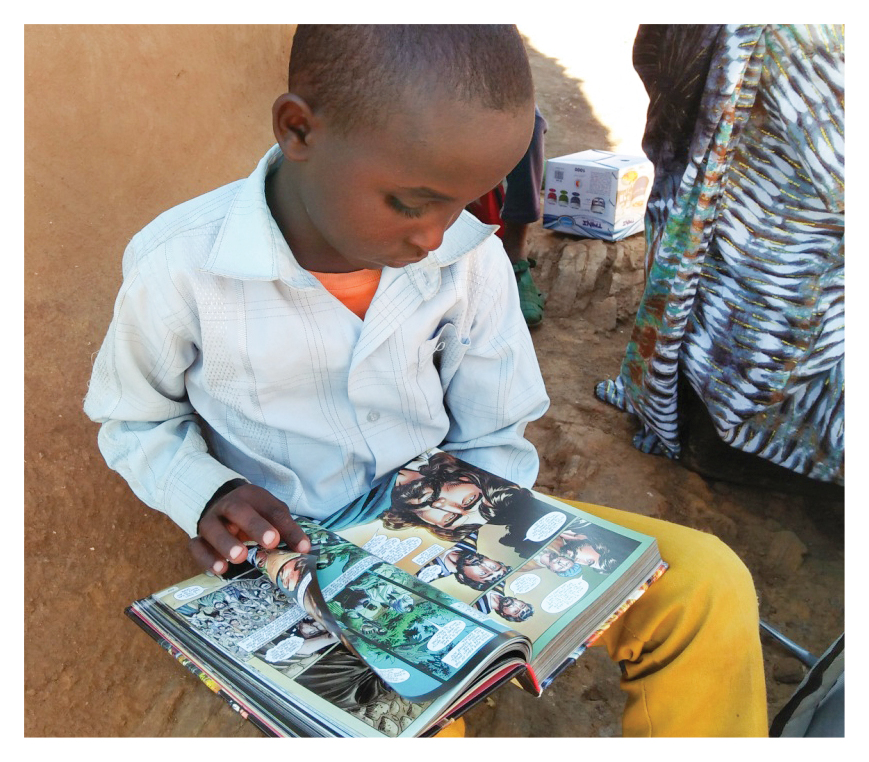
[{"xmin": 272, "ymin": 93, "xmax": 317, "ymax": 160}]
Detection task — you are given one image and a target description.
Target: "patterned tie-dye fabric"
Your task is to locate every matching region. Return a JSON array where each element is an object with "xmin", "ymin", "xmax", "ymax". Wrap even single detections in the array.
[{"xmin": 595, "ymin": 25, "xmax": 844, "ymax": 484}]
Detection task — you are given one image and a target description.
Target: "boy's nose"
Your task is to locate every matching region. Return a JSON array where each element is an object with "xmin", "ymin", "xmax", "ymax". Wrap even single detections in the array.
[{"xmin": 406, "ymin": 222, "xmax": 446, "ymax": 254}]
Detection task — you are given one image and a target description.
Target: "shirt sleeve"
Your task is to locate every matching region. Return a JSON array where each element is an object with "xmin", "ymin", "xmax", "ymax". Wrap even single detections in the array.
[
  {"xmin": 83, "ymin": 242, "xmax": 246, "ymax": 538},
  {"xmin": 439, "ymin": 237, "xmax": 550, "ymax": 487}
]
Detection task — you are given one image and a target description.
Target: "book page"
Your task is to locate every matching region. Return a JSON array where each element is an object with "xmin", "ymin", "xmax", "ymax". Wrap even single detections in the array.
[
  {"xmin": 245, "ymin": 523, "xmax": 519, "ymax": 703},
  {"xmin": 144, "ymin": 570, "xmax": 432, "ymax": 736},
  {"xmin": 317, "ymin": 449, "xmax": 657, "ymax": 659}
]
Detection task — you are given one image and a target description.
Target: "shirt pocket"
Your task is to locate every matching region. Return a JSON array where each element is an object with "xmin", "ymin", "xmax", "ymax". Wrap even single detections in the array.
[{"xmin": 416, "ymin": 322, "xmax": 471, "ymax": 419}]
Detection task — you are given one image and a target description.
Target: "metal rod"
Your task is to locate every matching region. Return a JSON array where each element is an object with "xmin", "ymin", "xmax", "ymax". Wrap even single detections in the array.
[{"xmin": 760, "ymin": 620, "xmax": 819, "ymax": 667}]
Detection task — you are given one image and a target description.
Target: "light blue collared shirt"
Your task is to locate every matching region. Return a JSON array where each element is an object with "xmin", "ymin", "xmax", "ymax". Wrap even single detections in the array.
[{"xmin": 84, "ymin": 145, "xmax": 549, "ymax": 537}]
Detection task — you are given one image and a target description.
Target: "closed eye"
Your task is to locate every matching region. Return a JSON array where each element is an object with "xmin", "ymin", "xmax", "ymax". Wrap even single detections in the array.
[{"xmin": 387, "ymin": 195, "xmax": 426, "ymax": 219}]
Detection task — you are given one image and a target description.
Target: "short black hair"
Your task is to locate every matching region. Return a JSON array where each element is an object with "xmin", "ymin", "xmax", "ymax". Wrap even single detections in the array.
[
  {"xmin": 288, "ymin": 24, "xmax": 534, "ymax": 134},
  {"xmin": 496, "ymin": 596, "xmax": 534, "ymax": 622},
  {"xmin": 454, "ymin": 550, "xmax": 511, "ymax": 591}
]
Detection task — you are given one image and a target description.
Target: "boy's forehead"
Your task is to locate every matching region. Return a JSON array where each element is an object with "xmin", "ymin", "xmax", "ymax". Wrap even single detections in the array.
[{"xmin": 338, "ymin": 97, "xmax": 534, "ymax": 193}]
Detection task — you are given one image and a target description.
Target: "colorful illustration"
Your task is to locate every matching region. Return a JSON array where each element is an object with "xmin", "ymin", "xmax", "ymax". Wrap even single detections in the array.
[
  {"xmin": 174, "ymin": 573, "xmax": 300, "ymax": 657},
  {"xmin": 416, "ymin": 534, "xmax": 513, "ymax": 593},
  {"xmin": 323, "ymin": 555, "xmax": 510, "ymax": 695},
  {"xmin": 473, "ymin": 581, "xmax": 534, "ymax": 624},
  {"xmin": 293, "ymin": 645, "xmax": 431, "ymax": 737},
  {"xmin": 256, "ymin": 616, "xmax": 339, "ymax": 670},
  {"xmin": 131, "ymin": 451, "xmax": 665, "ymax": 735}
]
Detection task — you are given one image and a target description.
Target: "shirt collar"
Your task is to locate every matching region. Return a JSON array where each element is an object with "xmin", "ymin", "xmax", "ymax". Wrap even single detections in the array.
[{"xmin": 203, "ymin": 144, "xmax": 498, "ymax": 298}]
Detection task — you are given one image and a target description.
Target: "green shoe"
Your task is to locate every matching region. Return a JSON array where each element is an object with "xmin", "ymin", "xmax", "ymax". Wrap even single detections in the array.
[{"xmin": 513, "ymin": 258, "xmax": 545, "ymax": 327}]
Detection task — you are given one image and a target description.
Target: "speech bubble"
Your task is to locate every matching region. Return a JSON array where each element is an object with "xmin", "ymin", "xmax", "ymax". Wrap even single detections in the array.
[
  {"xmin": 374, "ymin": 667, "xmax": 410, "ymax": 684},
  {"xmin": 173, "ymin": 585, "xmax": 205, "ymax": 601},
  {"xmin": 379, "ymin": 537, "xmax": 401, "ymax": 558},
  {"xmin": 417, "ymin": 565, "xmax": 443, "ymax": 584},
  {"xmin": 411, "ymin": 544, "xmax": 445, "ymax": 566},
  {"xmin": 427, "ymin": 619, "xmax": 466, "ymax": 651},
  {"xmin": 362, "ymin": 534, "xmax": 387, "ymax": 555},
  {"xmin": 541, "ymin": 578, "xmax": 590, "ymax": 613},
  {"xmin": 525, "ymin": 511, "xmax": 568, "ymax": 543},
  {"xmin": 509, "ymin": 574, "xmax": 541, "ymax": 595},
  {"xmin": 362, "ymin": 535, "xmax": 424, "ymax": 564},
  {"xmin": 264, "ymin": 635, "xmax": 304, "ymax": 662},
  {"xmin": 450, "ymin": 600, "xmax": 490, "ymax": 623},
  {"xmin": 379, "ymin": 536, "xmax": 423, "ymax": 564}
]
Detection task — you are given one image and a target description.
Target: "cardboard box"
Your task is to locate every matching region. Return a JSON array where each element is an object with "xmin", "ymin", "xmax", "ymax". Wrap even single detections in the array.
[{"xmin": 542, "ymin": 150, "xmax": 653, "ymax": 241}]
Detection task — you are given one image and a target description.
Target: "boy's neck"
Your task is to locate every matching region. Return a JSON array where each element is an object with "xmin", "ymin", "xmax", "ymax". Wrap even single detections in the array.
[{"xmin": 266, "ymin": 160, "xmax": 361, "ymax": 274}]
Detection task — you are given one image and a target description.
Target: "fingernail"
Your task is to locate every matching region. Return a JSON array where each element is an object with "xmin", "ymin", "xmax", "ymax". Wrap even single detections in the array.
[
  {"xmin": 230, "ymin": 545, "xmax": 245, "ymax": 560},
  {"xmin": 263, "ymin": 530, "xmax": 278, "ymax": 545},
  {"xmin": 212, "ymin": 560, "xmax": 226, "ymax": 574}
]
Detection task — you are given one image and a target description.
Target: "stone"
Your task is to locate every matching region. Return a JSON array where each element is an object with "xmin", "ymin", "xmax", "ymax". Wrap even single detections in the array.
[
  {"xmin": 773, "ymin": 657, "xmax": 807, "ymax": 685},
  {"xmin": 609, "ymin": 268, "xmax": 645, "ymax": 294},
  {"xmin": 584, "ymin": 296, "xmax": 618, "ymax": 331},
  {"xmin": 546, "ymin": 245, "xmax": 584, "ymax": 317},
  {"xmin": 609, "ymin": 268, "xmax": 646, "ymax": 319},
  {"xmin": 547, "ymin": 239, "xmax": 611, "ymax": 317},
  {"xmin": 765, "ymin": 530, "xmax": 808, "ymax": 574},
  {"xmin": 612, "ymin": 242, "xmax": 632, "ymax": 272},
  {"xmin": 623, "ymin": 234, "xmax": 647, "ymax": 270},
  {"xmin": 582, "ymin": 239, "xmax": 609, "ymax": 286}
]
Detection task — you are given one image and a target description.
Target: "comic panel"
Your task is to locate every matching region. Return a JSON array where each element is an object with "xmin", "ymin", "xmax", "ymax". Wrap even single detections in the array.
[
  {"xmin": 250, "ymin": 615, "xmax": 341, "ymax": 682},
  {"xmin": 319, "ymin": 557, "xmax": 511, "ymax": 698},
  {"xmin": 414, "ymin": 532, "xmax": 517, "ymax": 605},
  {"xmin": 163, "ymin": 569, "xmax": 308, "ymax": 660},
  {"xmin": 471, "ymin": 518, "xmax": 642, "ymax": 642},
  {"xmin": 292, "ymin": 645, "xmax": 432, "ymax": 737},
  {"xmin": 321, "ymin": 450, "xmax": 572, "ymax": 577}
]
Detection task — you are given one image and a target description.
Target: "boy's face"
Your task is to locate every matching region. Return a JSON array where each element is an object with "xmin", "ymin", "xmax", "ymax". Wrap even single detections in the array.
[{"xmin": 277, "ymin": 92, "xmax": 535, "ymax": 273}]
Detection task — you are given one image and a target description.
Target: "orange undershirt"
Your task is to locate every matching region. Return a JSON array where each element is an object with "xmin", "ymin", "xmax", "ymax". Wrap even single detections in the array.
[{"xmin": 310, "ymin": 268, "xmax": 382, "ymax": 320}]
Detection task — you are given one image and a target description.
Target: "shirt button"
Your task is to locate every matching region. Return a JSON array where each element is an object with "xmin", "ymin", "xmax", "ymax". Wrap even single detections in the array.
[{"xmin": 367, "ymin": 410, "xmax": 380, "ymax": 422}]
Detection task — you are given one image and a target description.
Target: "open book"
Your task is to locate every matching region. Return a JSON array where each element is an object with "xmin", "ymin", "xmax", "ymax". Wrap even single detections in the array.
[{"xmin": 126, "ymin": 449, "xmax": 667, "ymax": 737}]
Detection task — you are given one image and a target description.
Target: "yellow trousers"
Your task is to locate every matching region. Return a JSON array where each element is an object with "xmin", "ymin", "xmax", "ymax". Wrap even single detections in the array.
[
  {"xmin": 564, "ymin": 500, "xmax": 768, "ymax": 736},
  {"xmin": 437, "ymin": 501, "xmax": 768, "ymax": 738}
]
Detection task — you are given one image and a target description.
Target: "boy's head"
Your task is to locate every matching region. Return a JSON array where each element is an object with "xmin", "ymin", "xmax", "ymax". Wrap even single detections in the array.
[
  {"xmin": 286, "ymin": 25, "xmax": 534, "ymax": 136},
  {"xmin": 268, "ymin": 25, "xmax": 536, "ymax": 274}
]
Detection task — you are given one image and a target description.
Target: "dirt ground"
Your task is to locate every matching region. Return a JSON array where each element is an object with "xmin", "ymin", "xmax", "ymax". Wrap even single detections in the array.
[{"xmin": 24, "ymin": 28, "xmax": 844, "ymax": 738}]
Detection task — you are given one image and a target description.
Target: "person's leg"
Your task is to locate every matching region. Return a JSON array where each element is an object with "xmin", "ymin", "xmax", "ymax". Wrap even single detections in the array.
[{"xmin": 558, "ymin": 499, "xmax": 768, "ymax": 737}]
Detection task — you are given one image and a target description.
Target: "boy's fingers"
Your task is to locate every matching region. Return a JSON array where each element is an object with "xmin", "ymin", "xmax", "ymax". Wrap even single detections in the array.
[
  {"xmin": 200, "ymin": 484, "xmax": 310, "ymax": 557},
  {"xmin": 223, "ymin": 486, "xmax": 311, "ymax": 552},
  {"xmin": 196, "ymin": 512, "xmax": 250, "ymax": 564},
  {"xmin": 220, "ymin": 501, "xmax": 283, "ymax": 550},
  {"xmin": 188, "ymin": 536, "xmax": 230, "ymax": 575},
  {"xmin": 258, "ymin": 504, "xmax": 311, "ymax": 553}
]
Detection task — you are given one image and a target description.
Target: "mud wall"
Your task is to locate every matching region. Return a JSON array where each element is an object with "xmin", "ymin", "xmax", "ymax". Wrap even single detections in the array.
[{"xmin": 25, "ymin": 25, "xmax": 295, "ymax": 736}]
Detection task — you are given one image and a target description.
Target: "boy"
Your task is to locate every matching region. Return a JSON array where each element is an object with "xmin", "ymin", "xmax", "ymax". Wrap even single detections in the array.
[
  {"xmin": 85, "ymin": 25, "xmax": 767, "ymax": 737},
  {"xmin": 84, "ymin": 24, "xmax": 546, "ymax": 575}
]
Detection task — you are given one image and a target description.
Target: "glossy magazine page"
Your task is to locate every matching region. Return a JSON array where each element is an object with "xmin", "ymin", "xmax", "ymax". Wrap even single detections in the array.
[
  {"xmin": 128, "ymin": 539, "xmax": 528, "ymax": 736},
  {"xmin": 127, "ymin": 448, "xmax": 665, "ymax": 736},
  {"xmin": 324, "ymin": 450, "xmax": 663, "ymax": 665}
]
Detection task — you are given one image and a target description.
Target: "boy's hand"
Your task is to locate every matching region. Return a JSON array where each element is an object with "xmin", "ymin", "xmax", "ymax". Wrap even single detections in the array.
[{"xmin": 189, "ymin": 484, "xmax": 311, "ymax": 575}]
